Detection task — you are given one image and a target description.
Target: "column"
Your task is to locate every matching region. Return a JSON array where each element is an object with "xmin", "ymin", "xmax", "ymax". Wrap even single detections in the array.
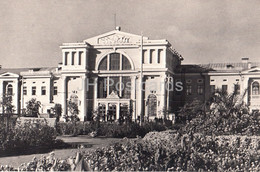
[
  {"xmin": 20, "ymin": 79, "xmax": 24, "ymax": 113},
  {"xmin": 75, "ymin": 51, "xmax": 79, "ymax": 66},
  {"xmin": 148, "ymin": 49, "xmax": 151, "ymax": 64},
  {"xmin": 62, "ymin": 51, "xmax": 66, "ymax": 66},
  {"xmin": 136, "ymin": 75, "xmax": 143, "ymax": 120},
  {"xmin": 105, "ymin": 103, "xmax": 108, "ymax": 121},
  {"xmin": 80, "ymin": 75, "xmax": 86, "ymax": 121},
  {"xmin": 68, "ymin": 51, "xmax": 72, "ymax": 66},
  {"xmin": 93, "ymin": 77, "xmax": 98, "ymax": 111},
  {"xmin": 166, "ymin": 75, "xmax": 170, "ymax": 112},
  {"xmin": 13, "ymin": 79, "xmax": 19, "ymax": 114},
  {"xmin": 241, "ymin": 76, "xmax": 249, "ymax": 105},
  {"xmin": 131, "ymin": 76, "xmax": 137, "ymax": 120},
  {"xmin": 61, "ymin": 76, "xmax": 67, "ymax": 120},
  {"xmin": 155, "ymin": 49, "xmax": 159, "ymax": 64},
  {"xmin": 116, "ymin": 103, "xmax": 120, "ymax": 120},
  {"xmin": 160, "ymin": 75, "xmax": 166, "ymax": 118},
  {"xmin": 0, "ymin": 80, "xmax": 3, "ymax": 113}
]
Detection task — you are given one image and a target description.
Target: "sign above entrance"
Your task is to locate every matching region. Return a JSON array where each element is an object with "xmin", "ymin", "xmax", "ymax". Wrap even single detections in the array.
[{"xmin": 98, "ymin": 34, "xmax": 131, "ymax": 45}]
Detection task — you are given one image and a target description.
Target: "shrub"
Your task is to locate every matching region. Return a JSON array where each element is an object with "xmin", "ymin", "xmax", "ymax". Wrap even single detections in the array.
[
  {"xmin": 56, "ymin": 121, "xmax": 169, "ymax": 138},
  {"xmin": 83, "ymin": 130, "xmax": 260, "ymax": 171},
  {"xmin": 25, "ymin": 98, "xmax": 41, "ymax": 117},
  {"xmin": 56, "ymin": 122, "xmax": 96, "ymax": 136},
  {"xmin": 0, "ymin": 120, "xmax": 57, "ymax": 154}
]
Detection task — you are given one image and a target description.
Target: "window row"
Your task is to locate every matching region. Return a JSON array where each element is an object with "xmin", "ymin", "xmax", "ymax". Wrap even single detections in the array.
[
  {"xmin": 64, "ymin": 51, "xmax": 83, "ymax": 66},
  {"xmin": 98, "ymin": 76, "xmax": 131, "ymax": 98},
  {"xmin": 186, "ymin": 79, "xmax": 204, "ymax": 84},
  {"xmin": 142, "ymin": 49, "xmax": 163, "ymax": 64},
  {"xmin": 185, "ymin": 85, "xmax": 204, "ymax": 95},
  {"xmin": 98, "ymin": 53, "xmax": 132, "ymax": 70},
  {"xmin": 98, "ymin": 104, "xmax": 130, "ymax": 122},
  {"xmin": 23, "ymin": 86, "xmax": 57, "ymax": 96},
  {"xmin": 210, "ymin": 84, "xmax": 240, "ymax": 94}
]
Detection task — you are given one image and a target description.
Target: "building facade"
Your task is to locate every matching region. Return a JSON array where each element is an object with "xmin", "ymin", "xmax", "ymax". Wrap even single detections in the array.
[
  {"xmin": 0, "ymin": 28, "xmax": 182, "ymax": 121},
  {"xmin": 0, "ymin": 28, "xmax": 259, "ymax": 121},
  {"xmin": 173, "ymin": 58, "xmax": 260, "ymax": 113}
]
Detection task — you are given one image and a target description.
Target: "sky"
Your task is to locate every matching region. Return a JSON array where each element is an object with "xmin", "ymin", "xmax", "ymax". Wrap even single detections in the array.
[{"xmin": 0, "ymin": 0, "xmax": 259, "ymax": 68}]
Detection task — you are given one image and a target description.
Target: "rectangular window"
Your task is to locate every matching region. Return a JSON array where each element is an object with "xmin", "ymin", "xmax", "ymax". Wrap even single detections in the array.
[
  {"xmin": 64, "ymin": 52, "xmax": 69, "ymax": 65},
  {"xmin": 186, "ymin": 85, "xmax": 192, "ymax": 95},
  {"xmin": 234, "ymin": 84, "xmax": 240, "ymax": 95},
  {"xmin": 197, "ymin": 85, "xmax": 204, "ymax": 95},
  {"xmin": 142, "ymin": 50, "xmax": 146, "ymax": 64},
  {"xmin": 78, "ymin": 52, "xmax": 83, "ymax": 65},
  {"xmin": 32, "ymin": 86, "xmax": 36, "ymax": 95},
  {"xmin": 150, "ymin": 49, "xmax": 155, "ymax": 64},
  {"xmin": 41, "ymin": 86, "xmax": 46, "ymax": 95},
  {"xmin": 71, "ymin": 52, "xmax": 75, "ymax": 65},
  {"xmin": 23, "ymin": 86, "xmax": 27, "ymax": 95},
  {"xmin": 122, "ymin": 76, "xmax": 131, "ymax": 98},
  {"xmin": 98, "ymin": 104, "xmax": 106, "ymax": 121},
  {"xmin": 98, "ymin": 77, "xmax": 107, "ymax": 98},
  {"xmin": 158, "ymin": 49, "xmax": 162, "ymax": 63},
  {"xmin": 210, "ymin": 85, "xmax": 215, "ymax": 94},
  {"xmin": 53, "ymin": 86, "xmax": 58, "ymax": 95},
  {"xmin": 109, "ymin": 77, "xmax": 119, "ymax": 94},
  {"xmin": 222, "ymin": 85, "xmax": 228, "ymax": 92}
]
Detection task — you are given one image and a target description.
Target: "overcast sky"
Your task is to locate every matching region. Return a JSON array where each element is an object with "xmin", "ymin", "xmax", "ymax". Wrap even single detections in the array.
[{"xmin": 0, "ymin": 0, "xmax": 259, "ymax": 68}]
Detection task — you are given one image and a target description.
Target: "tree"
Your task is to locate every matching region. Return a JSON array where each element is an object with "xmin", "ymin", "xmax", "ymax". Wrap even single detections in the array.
[
  {"xmin": 0, "ymin": 94, "xmax": 15, "ymax": 132},
  {"xmin": 25, "ymin": 98, "xmax": 41, "ymax": 117},
  {"xmin": 64, "ymin": 100, "xmax": 80, "ymax": 136},
  {"xmin": 1, "ymin": 94, "xmax": 15, "ymax": 114},
  {"xmin": 64, "ymin": 100, "xmax": 80, "ymax": 122},
  {"xmin": 51, "ymin": 103, "xmax": 62, "ymax": 121},
  {"xmin": 178, "ymin": 99, "xmax": 206, "ymax": 123},
  {"xmin": 180, "ymin": 88, "xmax": 257, "ymax": 135},
  {"xmin": 209, "ymin": 87, "xmax": 248, "ymax": 117}
]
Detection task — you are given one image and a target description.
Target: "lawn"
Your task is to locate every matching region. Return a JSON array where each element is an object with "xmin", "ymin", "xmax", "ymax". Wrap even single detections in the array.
[{"xmin": 0, "ymin": 136, "xmax": 122, "ymax": 168}]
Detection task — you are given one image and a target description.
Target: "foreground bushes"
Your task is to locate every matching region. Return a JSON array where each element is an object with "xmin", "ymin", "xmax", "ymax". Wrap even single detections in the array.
[
  {"xmin": 2, "ymin": 130, "xmax": 260, "ymax": 171},
  {"xmin": 56, "ymin": 121, "xmax": 168, "ymax": 138},
  {"xmin": 83, "ymin": 131, "xmax": 260, "ymax": 171},
  {"xmin": 0, "ymin": 120, "xmax": 57, "ymax": 154}
]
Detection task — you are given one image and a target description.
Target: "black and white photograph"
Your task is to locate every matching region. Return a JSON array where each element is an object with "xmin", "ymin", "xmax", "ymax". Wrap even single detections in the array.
[{"xmin": 0, "ymin": 0, "xmax": 260, "ymax": 171}]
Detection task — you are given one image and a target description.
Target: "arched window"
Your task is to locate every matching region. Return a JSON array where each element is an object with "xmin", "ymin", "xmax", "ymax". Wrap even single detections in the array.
[
  {"xmin": 252, "ymin": 81, "xmax": 260, "ymax": 95},
  {"xmin": 98, "ymin": 53, "xmax": 132, "ymax": 70},
  {"xmin": 7, "ymin": 84, "xmax": 13, "ymax": 95},
  {"xmin": 147, "ymin": 94, "xmax": 157, "ymax": 117},
  {"xmin": 122, "ymin": 55, "xmax": 131, "ymax": 70},
  {"xmin": 110, "ymin": 53, "xmax": 120, "ymax": 70},
  {"xmin": 98, "ymin": 56, "xmax": 107, "ymax": 70}
]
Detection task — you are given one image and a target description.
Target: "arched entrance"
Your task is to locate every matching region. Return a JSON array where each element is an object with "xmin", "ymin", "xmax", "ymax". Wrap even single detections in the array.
[{"xmin": 147, "ymin": 94, "xmax": 157, "ymax": 117}]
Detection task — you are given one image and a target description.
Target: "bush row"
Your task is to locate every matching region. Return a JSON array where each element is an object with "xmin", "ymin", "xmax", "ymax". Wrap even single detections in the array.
[
  {"xmin": 2, "ymin": 130, "xmax": 260, "ymax": 171},
  {"xmin": 83, "ymin": 131, "xmax": 260, "ymax": 171},
  {"xmin": 56, "ymin": 121, "xmax": 171, "ymax": 138},
  {"xmin": 0, "ymin": 120, "xmax": 58, "ymax": 154}
]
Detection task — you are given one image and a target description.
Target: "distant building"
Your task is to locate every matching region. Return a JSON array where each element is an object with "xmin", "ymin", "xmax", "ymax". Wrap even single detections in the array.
[
  {"xmin": 0, "ymin": 28, "xmax": 259, "ymax": 121},
  {"xmin": 173, "ymin": 58, "xmax": 260, "ymax": 113},
  {"xmin": 0, "ymin": 28, "xmax": 182, "ymax": 121}
]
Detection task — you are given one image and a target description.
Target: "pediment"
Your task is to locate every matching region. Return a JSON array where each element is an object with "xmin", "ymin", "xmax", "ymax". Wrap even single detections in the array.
[
  {"xmin": 84, "ymin": 30, "xmax": 148, "ymax": 46},
  {"xmin": 0, "ymin": 72, "xmax": 19, "ymax": 78},
  {"xmin": 106, "ymin": 90, "xmax": 119, "ymax": 99},
  {"xmin": 242, "ymin": 67, "xmax": 260, "ymax": 74}
]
